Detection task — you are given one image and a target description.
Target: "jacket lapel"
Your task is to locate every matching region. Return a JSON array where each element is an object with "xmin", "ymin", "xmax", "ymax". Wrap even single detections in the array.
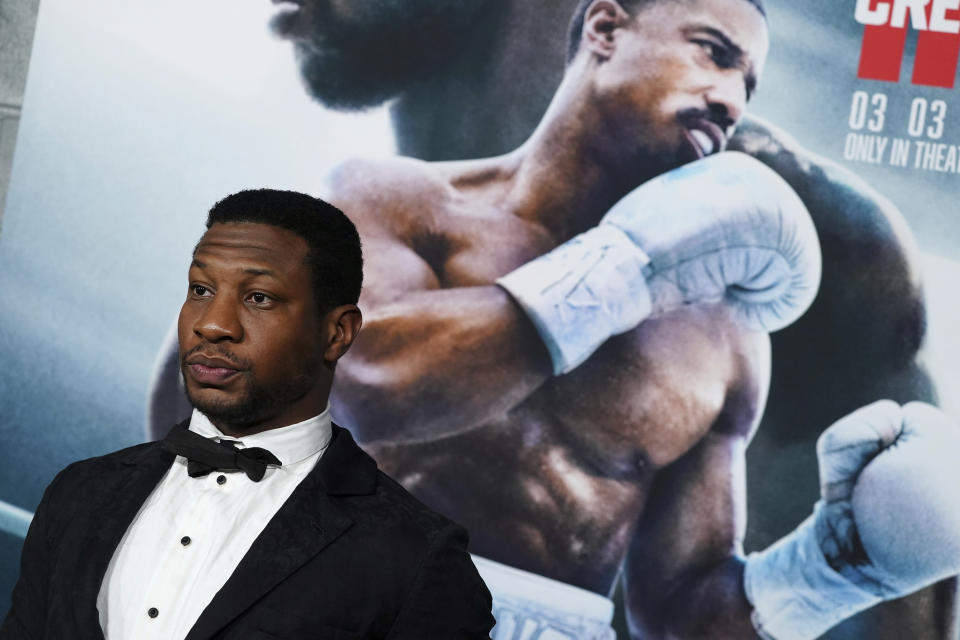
[
  {"xmin": 185, "ymin": 425, "xmax": 378, "ymax": 640},
  {"xmin": 73, "ymin": 442, "xmax": 176, "ymax": 637}
]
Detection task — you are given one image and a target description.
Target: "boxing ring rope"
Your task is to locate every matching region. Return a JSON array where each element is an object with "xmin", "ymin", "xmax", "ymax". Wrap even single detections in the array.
[{"xmin": 0, "ymin": 500, "xmax": 33, "ymax": 539}]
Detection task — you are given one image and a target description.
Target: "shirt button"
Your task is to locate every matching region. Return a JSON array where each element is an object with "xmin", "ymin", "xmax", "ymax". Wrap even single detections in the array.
[
  {"xmin": 216, "ymin": 475, "xmax": 226, "ymax": 485},
  {"xmin": 181, "ymin": 536, "xmax": 191, "ymax": 546},
  {"xmin": 148, "ymin": 607, "xmax": 159, "ymax": 618}
]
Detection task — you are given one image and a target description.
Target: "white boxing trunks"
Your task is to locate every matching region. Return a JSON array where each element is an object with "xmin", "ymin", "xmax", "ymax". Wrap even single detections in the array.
[{"xmin": 472, "ymin": 555, "xmax": 616, "ymax": 640}]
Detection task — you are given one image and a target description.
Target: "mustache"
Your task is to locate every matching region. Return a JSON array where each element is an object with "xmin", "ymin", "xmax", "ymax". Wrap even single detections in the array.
[
  {"xmin": 180, "ymin": 343, "xmax": 251, "ymax": 370},
  {"xmin": 677, "ymin": 106, "xmax": 735, "ymax": 133}
]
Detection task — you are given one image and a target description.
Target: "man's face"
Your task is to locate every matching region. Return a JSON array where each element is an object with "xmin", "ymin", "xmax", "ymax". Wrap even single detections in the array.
[
  {"xmin": 269, "ymin": 0, "xmax": 490, "ymax": 110},
  {"xmin": 178, "ymin": 222, "xmax": 328, "ymax": 431},
  {"xmin": 597, "ymin": 0, "xmax": 769, "ymax": 175}
]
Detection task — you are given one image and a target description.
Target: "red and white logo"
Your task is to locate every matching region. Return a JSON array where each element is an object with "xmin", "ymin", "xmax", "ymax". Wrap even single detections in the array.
[{"xmin": 856, "ymin": 0, "xmax": 960, "ymax": 87}]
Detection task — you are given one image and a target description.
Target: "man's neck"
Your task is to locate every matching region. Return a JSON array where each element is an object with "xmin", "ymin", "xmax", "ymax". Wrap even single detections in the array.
[
  {"xmin": 389, "ymin": 0, "xmax": 578, "ymax": 162},
  {"xmin": 454, "ymin": 68, "xmax": 658, "ymax": 244},
  {"xmin": 208, "ymin": 401, "xmax": 332, "ymax": 439}
]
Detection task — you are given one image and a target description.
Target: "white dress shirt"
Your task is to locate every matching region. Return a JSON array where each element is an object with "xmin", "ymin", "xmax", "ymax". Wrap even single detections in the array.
[{"xmin": 96, "ymin": 407, "xmax": 333, "ymax": 640}]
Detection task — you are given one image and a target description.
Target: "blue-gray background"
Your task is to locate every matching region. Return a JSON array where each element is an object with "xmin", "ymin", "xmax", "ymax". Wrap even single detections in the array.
[{"xmin": 1, "ymin": 0, "xmax": 959, "ymax": 620}]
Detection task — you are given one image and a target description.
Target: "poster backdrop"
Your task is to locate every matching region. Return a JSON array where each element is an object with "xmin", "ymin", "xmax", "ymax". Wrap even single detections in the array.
[{"xmin": 1, "ymin": 0, "xmax": 959, "ymax": 637}]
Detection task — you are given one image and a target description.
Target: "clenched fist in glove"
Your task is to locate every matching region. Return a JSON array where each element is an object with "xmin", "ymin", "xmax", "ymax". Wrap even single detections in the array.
[{"xmin": 744, "ymin": 400, "xmax": 960, "ymax": 639}]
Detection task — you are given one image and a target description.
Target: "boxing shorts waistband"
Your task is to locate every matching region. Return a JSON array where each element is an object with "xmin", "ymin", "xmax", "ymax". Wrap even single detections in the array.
[{"xmin": 472, "ymin": 554, "xmax": 616, "ymax": 640}]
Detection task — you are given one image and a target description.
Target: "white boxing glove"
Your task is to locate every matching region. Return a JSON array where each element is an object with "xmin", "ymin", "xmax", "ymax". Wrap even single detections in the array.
[
  {"xmin": 849, "ymin": 402, "xmax": 960, "ymax": 594},
  {"xmin": 497, "ymin": 152, "xmax": 821, "ymax": 374},
  {"xmin": 744, "ymin": 400, "xmax": 960, "ymax": 640}
]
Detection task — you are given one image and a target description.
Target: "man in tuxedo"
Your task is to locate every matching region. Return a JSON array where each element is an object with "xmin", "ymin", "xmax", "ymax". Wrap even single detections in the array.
[{"xmin": 0, "ymin": 189, "xmax": 494, "ymax": 639}]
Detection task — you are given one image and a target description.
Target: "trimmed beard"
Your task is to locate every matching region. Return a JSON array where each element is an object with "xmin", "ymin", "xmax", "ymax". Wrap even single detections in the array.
[{"xmin": 182, "ymin": 354, "xmax": 324, "ymax": 431}]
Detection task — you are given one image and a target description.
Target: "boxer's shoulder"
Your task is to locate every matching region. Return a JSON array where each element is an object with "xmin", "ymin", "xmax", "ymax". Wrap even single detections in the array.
[
  {"xmin": 685, "ymin": 304, "xmax": 771, "ymax": 441},
  {"xmin": 327, "ymin": 156, "xmax": 454, "ymax": 232},
  {"xmin": 329, "ymin": 155, "xmax": 534, "ymax": 274},
  {"xmin": 329, "ymin": 155, "xmax": 444, "ymax": 192}
]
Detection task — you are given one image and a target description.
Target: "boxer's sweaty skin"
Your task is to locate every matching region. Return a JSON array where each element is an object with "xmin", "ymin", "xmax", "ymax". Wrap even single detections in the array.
[
  {"xmin": 329, "ymin": 154, "xmax": 768, "ymax": 636},
  {"xmin": 324, "ymin": 11, "xmax": 773, "ymax": 632}
]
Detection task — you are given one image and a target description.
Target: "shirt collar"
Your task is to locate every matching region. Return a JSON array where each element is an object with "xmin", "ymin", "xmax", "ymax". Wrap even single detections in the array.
[{"xmin": 188, "ymin": 406, "xmax": 333, "ymax": 467}]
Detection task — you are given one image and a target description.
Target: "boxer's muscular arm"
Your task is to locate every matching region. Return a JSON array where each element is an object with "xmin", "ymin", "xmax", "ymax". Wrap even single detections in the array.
[
  {"xmin": 327, "ymin": 160, "xmax": 553, "ymax": 443},
  {"xmin": 623, "ymin": 429, "xmax": 758, "ymax": 639},
  {"xmin": 335, "ymin": 273, "xmax": 551, "ymax": 443},
  {"xmin": 622, "ymin": 332, "xmax": 767, "ymax": 639}
]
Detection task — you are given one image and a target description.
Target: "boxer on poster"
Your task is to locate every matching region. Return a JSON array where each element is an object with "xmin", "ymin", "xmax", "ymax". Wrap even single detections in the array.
[
  {"xmin": 265, "ymin": 0, "xmax": 952, "ymax": 636},
  {"xmin": 319, "ymin": 1, "xmax": 958, "ymax": 638},
  {"xmin": 141, "ymin": 0, "xmax": 956, "ymax": 636}
]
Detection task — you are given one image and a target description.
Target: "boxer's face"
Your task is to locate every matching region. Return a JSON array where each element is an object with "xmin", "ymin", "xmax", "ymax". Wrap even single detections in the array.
[
  {"xmin": 596, "ymin": 0, "xmax": 768, "ymax": 175},
  {"xmin": 178, "ymin": 222, "xmax": 328, "ymax": 431},
  {"xmin": 269, "ymin": 0, "xmax": 490, "ymax": 110}
]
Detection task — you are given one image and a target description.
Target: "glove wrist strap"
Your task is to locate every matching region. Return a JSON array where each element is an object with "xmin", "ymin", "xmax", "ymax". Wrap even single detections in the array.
[
  {"xmin": 497, "ymin": 224, "xmax": 651, "ymax": 375},
  {"xmin": 744, "ymin": 505, "xmax": 882, "ymax": 640}
]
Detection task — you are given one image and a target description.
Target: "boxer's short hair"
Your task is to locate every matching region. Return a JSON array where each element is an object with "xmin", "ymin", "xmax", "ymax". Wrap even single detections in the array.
[
  {"xmin": 566, "ymin": 0, "xmax": 767, "ymax": 64},
  {"xmin": 205, "ymin": 189, "xmax": 363, "ymax": 314}
]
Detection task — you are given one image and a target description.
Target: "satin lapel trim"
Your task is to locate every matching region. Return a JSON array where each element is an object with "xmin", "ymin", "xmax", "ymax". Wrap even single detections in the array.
[
  {"xmin": 75, "ymin": 445, "xmax": 175, "ymax": 638},
  {"xmin": 184, "ymin": 467, "xmax": 353, "ymax": 640}
]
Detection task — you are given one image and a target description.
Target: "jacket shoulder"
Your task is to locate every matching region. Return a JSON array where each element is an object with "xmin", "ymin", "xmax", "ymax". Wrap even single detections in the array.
[
  {"xmin": 57, "ymin": 440, "xmax": 159, "ymax": 474},
  {"xmin": 42, "ymin": 441, "xmax": 161, "ymax": 503},
  {"xmin": 325, "ymin": 425, "xmax": 461, "ymax": 542},
  {"xmin": 372, "ymin": 470, "xmax": 459, "ymax": 536}
]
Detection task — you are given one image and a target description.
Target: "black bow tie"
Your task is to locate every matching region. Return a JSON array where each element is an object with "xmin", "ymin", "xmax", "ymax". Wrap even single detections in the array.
[{"xmin": 161, "ymin": 426, "xmax": 282, "ymax": 482}]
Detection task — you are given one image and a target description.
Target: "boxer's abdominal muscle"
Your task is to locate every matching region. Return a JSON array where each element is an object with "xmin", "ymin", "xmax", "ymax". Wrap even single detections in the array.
[
  {"xmin": 334, "ymin": 166, "xmax": 765, "ymax": 592},
  {"xmin": 367, "ymin": 305, "xmax": 755, "ymax": 593}
]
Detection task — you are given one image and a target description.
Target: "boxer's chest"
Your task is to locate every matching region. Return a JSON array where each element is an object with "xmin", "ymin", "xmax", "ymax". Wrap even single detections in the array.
[
  {"xmin": 424, "ymin": 209, "xmax": 558, "ymax": 286},
  {"xmin": 518, "ymin": 305, "xmax": 735, "ymax": 474},
  {"xmin": 425, "ymin": 211, "xmax": 733, "ymax": 470}
]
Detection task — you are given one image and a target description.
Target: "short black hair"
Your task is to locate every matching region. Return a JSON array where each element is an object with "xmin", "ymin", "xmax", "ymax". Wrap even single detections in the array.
[
  {"xmin": 205, "ymin": 189, "xmax": 363, "ymax": 314},
  {"xmin": 566, "ymin": 0, "xmax": 767, "ymax": 64}
]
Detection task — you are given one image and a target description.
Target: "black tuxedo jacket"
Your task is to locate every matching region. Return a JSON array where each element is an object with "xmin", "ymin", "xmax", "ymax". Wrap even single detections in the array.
[{"xmin": 1, "ymin": 424, "xmax": 494, "ymax": 639}]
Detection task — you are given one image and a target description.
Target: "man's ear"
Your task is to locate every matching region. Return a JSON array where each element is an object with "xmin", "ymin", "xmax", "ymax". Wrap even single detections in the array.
[
  {"xmin": 583, "ymin": 0, "xmax": 630, "ymax": 60},
  {"xmin": 322, "ymin": 304, "xmax": 362, "ymax": 363}
]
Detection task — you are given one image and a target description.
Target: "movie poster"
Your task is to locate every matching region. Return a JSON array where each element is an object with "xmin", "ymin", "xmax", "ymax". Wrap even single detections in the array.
[{"xmin": 1, "ymin": 1, "xmax": 959, "ymax": 637}]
